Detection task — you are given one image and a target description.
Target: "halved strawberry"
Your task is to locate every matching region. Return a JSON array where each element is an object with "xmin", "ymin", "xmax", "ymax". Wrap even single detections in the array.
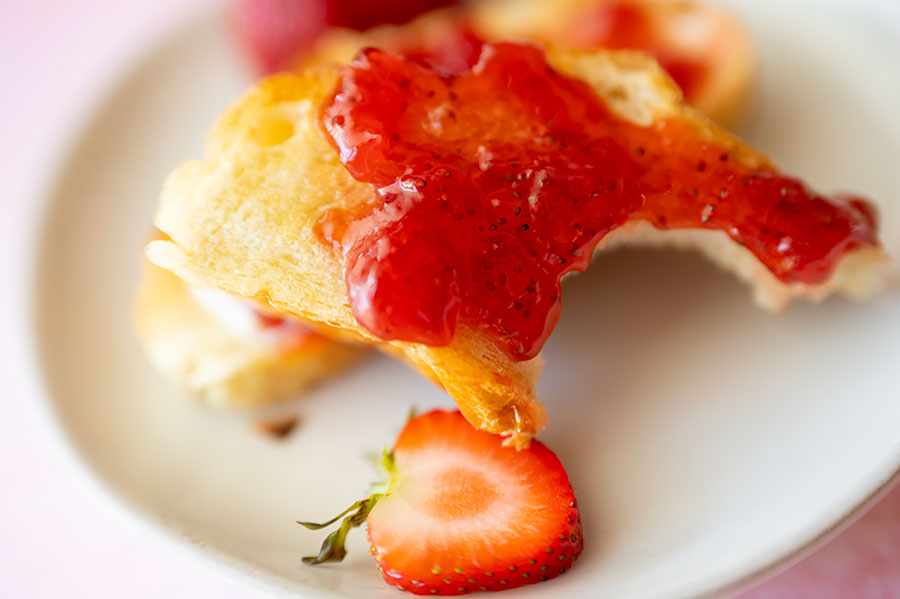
[{"xmin": 300, "ymin": 409, "xmax": 583, "ymax": 595}]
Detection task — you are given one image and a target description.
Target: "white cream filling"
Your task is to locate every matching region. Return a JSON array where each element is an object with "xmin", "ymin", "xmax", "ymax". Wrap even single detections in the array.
[{"xmin": 189, "ymin": 286, "xmax": 267, "ymax": 340}]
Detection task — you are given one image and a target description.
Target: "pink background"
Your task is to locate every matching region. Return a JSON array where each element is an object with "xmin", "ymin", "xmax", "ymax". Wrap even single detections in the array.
[{"xmin": 1, "ymin": 1, "xmax": 897, "ymax": 597}]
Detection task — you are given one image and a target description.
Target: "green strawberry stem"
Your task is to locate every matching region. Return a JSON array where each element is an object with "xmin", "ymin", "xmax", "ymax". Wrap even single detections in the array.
[
  {"xmin": 299, "ymin": 447, "xmax": 396, "ymax": 565},
  {"xmin": 299, "ymin": 495, "xmax": 382, "ymax": 564}
]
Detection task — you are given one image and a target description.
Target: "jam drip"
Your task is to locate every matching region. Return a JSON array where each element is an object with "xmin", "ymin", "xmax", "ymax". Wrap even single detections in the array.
[{"xmin": 320, "ymin": 42, "xmax": 877, "ymax": 360}]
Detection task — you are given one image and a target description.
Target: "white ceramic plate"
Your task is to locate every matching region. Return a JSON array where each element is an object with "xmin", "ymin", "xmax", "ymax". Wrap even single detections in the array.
[{"xmin": 24, "ymin": 1, "xmax": 900, "ymax": 597}]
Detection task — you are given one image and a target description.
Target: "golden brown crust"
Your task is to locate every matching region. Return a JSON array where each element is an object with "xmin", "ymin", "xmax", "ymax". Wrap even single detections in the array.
[{"xmin": 148, "ymin": 48, "xmax": 886, "ymax": 445}]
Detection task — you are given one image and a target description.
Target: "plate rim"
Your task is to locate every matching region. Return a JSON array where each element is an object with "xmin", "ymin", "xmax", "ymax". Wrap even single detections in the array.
[{"xmin": 16, "ymin": 3, "xmax": 900, "ymax": 598}]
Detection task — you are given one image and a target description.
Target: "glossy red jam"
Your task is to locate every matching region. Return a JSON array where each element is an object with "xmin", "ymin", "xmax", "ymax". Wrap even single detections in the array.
[
  {"xmin": 254, "ymin": 309, "xmax": 324, "ymax": 352},
  {"xmin": 319, "ymin": 43, "xmax": 877, "ymax": 359},
  {"xmin": 255, "ymin": 310, "xmax": 290, "ymax": 329},
  {"xmin": 569, "ymin": 0, "xmax": 708, "ymax": 101}
]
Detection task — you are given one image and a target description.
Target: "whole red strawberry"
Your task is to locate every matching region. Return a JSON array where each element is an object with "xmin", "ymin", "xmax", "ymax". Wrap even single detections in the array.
[
  {"xmin": 231, "ymin": 0, "xmax": 461, "ymax": 74},
  {"xmin": 230, "ymin": 0, "xmax": 328, "ymax": 74},
  {"xmin": 330, "ymin": 0, "xmax": 459, "ymax": 31},
  {"xmin": 300, "ymin": 409, "xmax": 583, "ymax": 595}
]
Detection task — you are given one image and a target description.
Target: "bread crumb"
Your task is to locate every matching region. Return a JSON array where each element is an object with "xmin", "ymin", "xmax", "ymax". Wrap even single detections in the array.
[{"xmin": 255, "ymin": 416, "xmax": 300, "ymax": 439}]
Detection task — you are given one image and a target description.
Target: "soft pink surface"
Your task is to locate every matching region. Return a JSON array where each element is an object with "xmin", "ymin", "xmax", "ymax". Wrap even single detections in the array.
[
  {"xmin": 1, "ymin": 1, "xmax": 897, "ymax": 597},
  {"xmin": 740, "ymin": 483, "xmax": 900, "ymax": 599}
]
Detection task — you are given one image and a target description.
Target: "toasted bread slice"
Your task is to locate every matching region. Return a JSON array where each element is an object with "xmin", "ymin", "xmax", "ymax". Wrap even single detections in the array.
[
  {"xmin": 134, "ymin": 255, "xmax": 364, "ymax": 407},
  {"xmin": 147, "ymin": 48, "xmax": 886, "ymax": 446},
  {"xmin": 305, "ymin": 0, "xmax": 753, "ymax": 126}
]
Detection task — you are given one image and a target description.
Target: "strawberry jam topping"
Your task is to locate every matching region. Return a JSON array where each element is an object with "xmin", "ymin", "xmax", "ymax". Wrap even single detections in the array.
[
  {"xmin": 568, "ymin": 0, "xmax": 708, "ymax": 101},
  {"xmin": 253, "ymin": 309, "xmax": 326, "ymax": 352},
  {"xmin": 319, "ymin": 42, "xmax": 877, "ymax": 359}
]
